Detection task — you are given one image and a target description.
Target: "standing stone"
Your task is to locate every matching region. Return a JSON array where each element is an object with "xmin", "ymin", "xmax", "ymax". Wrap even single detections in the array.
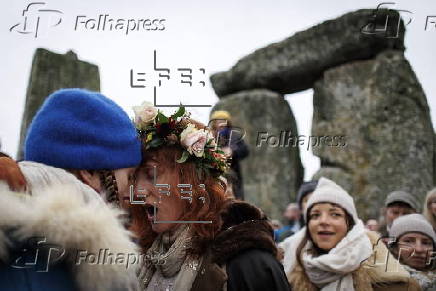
[
  {"xmin": 312, "ymin": 50, "xmax": 434, "ymax": 219},
  {"xmin": 434, "ymin": 133, "xmax": 436, "ymax": 186},
  {"xmin": 17, "ymin": 48, "xmax": 100, "ymax": 159},
  {"xmin": 212, "ymin": 89, "xmax": 304, "ymax": 220},
  {"xmin": 210, "ymin": 9, "xmax": 405, "ymax": 97}
]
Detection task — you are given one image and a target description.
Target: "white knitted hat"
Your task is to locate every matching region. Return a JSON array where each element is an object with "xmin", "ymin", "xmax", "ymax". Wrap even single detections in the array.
[
  {"xmin": 304, "ymin": 177, "xmax": 359, "ymax": 223},
  {"xmin": 389, "ymin": 214, "xmax": 436, "ymax": 244}
]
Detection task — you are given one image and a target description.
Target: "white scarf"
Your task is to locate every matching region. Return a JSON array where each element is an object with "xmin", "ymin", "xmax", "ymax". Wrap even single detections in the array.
[
  {"xmin": 284, "ymin": 220, "xmax": 372, "ymax": 291},
  {"xmin": 280, "ymin": 227, "xmax": 307, "ymax": 274}
]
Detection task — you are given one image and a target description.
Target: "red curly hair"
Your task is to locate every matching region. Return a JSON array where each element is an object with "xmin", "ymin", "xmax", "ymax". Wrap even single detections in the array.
[{"xmin": 129, "ymin": 120, "xmax": 229, "ymax": 255}]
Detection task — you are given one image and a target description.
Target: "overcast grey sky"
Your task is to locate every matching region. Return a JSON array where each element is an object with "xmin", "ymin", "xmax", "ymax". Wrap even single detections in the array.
[{"xmin": 1, "ymin": 0, "xmax": 435, "ymax": 179}]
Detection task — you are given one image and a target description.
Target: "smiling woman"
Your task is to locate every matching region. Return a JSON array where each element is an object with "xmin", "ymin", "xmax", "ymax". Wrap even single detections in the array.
[
  {"xmin": 306, "ymin": 203, "xmax": 354, "ymax": 252},
  {"xmin": 281, "ymin": 177, "xmax": 421, "ymax": 291}
]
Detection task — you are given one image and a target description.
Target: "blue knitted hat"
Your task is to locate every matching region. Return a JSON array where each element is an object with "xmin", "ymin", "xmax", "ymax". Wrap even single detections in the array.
[{"xmin": 24, "ymin": 88, "xmax": 142, "ymax": 170}]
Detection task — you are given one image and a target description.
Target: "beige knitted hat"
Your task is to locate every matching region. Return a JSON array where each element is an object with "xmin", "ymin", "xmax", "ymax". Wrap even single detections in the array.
[{"xmin": 305, "ymin": 177, "xmax": 359, "ymax": 223}]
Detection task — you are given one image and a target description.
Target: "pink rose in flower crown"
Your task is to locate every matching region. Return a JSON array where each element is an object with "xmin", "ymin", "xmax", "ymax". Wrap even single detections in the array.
[
  {"xmin": 180, "ymin": 124, "xmax": 209, "ymax": 157},
  {"xmin": 132, "ymin": 101, "xmax": 158, "ymax": 128}
]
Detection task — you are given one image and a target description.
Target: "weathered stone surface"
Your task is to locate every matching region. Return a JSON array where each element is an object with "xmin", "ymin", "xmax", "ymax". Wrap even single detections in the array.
[
  {"xmin": 211, "ymin": 89, "xmax": 304, "ymax": 220},
  {"xmin": 311, "ymin": 50, "xmax": 434, "ymax": 219},
  {"xmin": 434, "ymin": 133, "xmax": 436, "ymax": 186},
  {"xmin": 17, "ymin": 48, "xmax": 100, "ymax": 159},
  {"xmin": 433, "ymin": 133, "xmax": 436, "ymax": 186},
  {"xmin": 211, "ymin": 9, "xmax": 405, "ymax": 97}
]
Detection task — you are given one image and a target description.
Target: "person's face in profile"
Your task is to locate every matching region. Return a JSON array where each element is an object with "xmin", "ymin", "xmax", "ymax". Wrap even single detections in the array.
[{"xmin": 135, "ymin": 156, "xmax": 185, "ymax": 234}]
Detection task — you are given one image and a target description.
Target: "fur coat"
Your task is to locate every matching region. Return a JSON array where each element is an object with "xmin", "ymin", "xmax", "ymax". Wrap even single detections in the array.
[{"xmin": 0, "ymin": 163, "xmax": 140, "ymax": 291}]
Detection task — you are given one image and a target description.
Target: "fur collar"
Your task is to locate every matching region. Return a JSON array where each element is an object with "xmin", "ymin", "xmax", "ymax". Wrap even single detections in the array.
[
  {"xmin": 362, "ymin": 231, "xmax": 411, "ymax": 285},
  {"xmin": 288, "ymin": 231, "xmax": 418, "ymax": 291},
  {"xmin": 289, "ymin": 260, "xmax": 372, "ymax": 291},
  {"xmin": 0, "ymin": 183, "xmax": 139, "ymax": 291},
  {"xmin": 210, "ymin": 200, "xmax": 277, "ymax": 264}
]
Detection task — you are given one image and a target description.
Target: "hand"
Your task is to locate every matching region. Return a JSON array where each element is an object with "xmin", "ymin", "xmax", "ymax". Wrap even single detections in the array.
[{"xmin": 0, "ymin": 157, "xmax": 27, "ymax": 192}]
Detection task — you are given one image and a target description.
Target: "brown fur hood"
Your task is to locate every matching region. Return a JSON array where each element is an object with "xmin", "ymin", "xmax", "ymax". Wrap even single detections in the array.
[{"xmin": 209, "ymin": 200, "xmax": 277, "ymax": 265}]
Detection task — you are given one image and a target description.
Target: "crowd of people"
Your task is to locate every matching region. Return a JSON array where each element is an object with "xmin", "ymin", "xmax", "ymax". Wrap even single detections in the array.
[
  {"xmin": 0, "ymin": 88, "xmax": 435, "ymax": 291},
  {"xmin": 277, "ymin": 179, "xmax": 436, "ymax": 291},
  {"xmin": 275, "ymin": 183, "xmax": 436, "ymax": 243}
]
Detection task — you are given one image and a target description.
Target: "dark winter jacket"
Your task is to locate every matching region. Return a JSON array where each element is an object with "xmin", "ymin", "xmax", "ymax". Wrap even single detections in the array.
[{"xmin": 190, "ymin": 201, "xmax": 291, "ymax": 291}]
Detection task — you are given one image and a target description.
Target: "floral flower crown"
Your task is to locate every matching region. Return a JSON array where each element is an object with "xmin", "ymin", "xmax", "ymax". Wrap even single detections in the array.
[{"xmin": 132, "ymin": 102, "xmax": 231, "ymax": 177}]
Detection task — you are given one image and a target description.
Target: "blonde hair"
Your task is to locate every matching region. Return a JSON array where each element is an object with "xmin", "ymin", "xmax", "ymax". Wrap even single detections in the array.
[{"xmin": 423, "ymin": 188, "xmax": 436, "ymax": 230}]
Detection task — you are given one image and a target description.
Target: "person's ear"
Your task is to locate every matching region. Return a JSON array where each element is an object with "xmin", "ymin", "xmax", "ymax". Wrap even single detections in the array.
[{"xmin": 77, "ymin": 170, "xmax": 102, "ymax": 193}]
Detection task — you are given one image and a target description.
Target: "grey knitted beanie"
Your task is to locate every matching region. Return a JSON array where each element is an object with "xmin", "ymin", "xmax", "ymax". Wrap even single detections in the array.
[
  {"xmin": 385, "ymin": 190, "xmax": 420, "ymax": 212},
  {"xmin": 389, "ymin": 214, "xmax": 436, "ymax": 244}
]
